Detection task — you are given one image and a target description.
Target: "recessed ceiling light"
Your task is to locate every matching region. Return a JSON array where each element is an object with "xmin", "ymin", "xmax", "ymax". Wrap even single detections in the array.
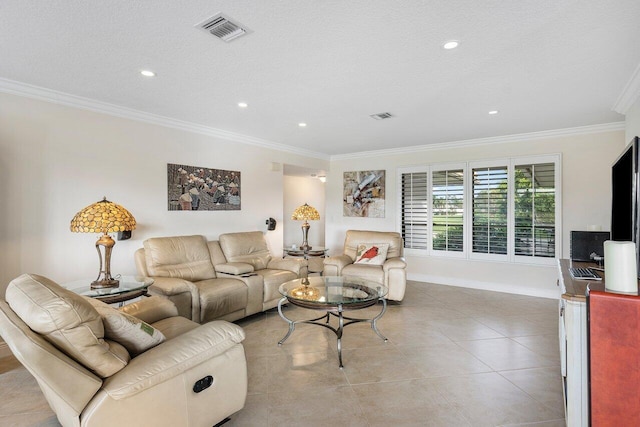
[
  {"xmin": 298, "ymin": 123, "xmax": 307, "ymax": 127},
  {"xmin": 443, "ymin": 40, "xmax": 459, "ymax": 50},
  {"xmin": 140, "ymin": 70, "xmax": 156, "ymax": 77},
  {"xmin": 488, "ymin": 110, "xmax": 499, "ymax": 115},
  {"xmin": 238, "ymin": 102, "xmax": 248, "ymax": 108}
]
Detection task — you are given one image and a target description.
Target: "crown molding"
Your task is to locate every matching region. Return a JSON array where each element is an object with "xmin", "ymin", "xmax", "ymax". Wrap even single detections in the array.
[
  {"xmin": 0, "ymin": 77, "xmax": 628, "ymax": 162},
  {"xmin": 331, "ymin": 122, "xmax": 626, "ymax": 160},
  {"xmin": 613, "ymin": 62, "xmax": 640, "ymax": 115},
  {"xmin": 0, "ymin": 77, "xmax": 330, "ymax": 160}
]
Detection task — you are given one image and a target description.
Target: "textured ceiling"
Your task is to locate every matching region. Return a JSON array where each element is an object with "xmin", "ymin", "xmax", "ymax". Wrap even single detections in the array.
[{"xmin": 1, "ymin": 1, "xmax": 639, "ymax": 157}]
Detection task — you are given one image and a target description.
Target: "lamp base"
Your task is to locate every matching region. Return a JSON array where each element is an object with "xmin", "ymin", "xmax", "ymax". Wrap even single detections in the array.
[
  {"xmin": 300, "ymin": 221, "xmax": 312, "ymax": 251},
  {"xmin": 91, "ymin": 278, "xmax": 120, "ymax": 289}
]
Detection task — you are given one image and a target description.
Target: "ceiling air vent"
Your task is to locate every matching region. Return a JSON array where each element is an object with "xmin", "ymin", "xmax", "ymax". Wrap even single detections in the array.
[
  {"xmin": 195, "ymin": 13, "xmax": 252, "ymax": 43},
  {"xmin": 370, "ymin": 112, "xmax": 394, "ymax": 120}
]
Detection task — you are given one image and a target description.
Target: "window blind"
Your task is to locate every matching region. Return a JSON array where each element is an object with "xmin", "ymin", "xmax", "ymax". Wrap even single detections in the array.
[
  {"xmin": 432, "ymin": 169, "xmax": 464, "ymax": 252},
  {"xmin": 401, "ymin": 172, "xmax": 428, "ymax": 250},
  {"xmin": 472, "ymin": 166, "xmax": 508, "ymax": 255},
  {"xmin": 514, "ymin": 163, "xmax": 555, "ymax": 257}
]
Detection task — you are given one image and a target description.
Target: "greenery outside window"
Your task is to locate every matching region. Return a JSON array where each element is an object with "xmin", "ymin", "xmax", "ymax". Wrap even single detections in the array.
[
  {"xmin": 472, "ymin": 165, "xmax": 509, "ymax": 256},
  {"xmin": 514, "ymin": 162, "xmax": 556, "ymax": 258},
  {"xmin": 432, "ymin": 168, "xmax": 464, "ymax": 253}
]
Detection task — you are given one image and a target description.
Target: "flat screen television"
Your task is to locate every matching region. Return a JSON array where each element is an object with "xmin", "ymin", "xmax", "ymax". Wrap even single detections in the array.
[{"xmin": 611, "ymin": 136, "xmax": 640, "ymax": 273}]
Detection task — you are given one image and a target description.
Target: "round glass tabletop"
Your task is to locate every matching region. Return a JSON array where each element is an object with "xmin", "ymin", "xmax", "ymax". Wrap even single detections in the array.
[
  {"xmin": 64, "ymin": 275, "xmax": 154, "ymax": 298},
  {"xmin": 279, "ymin": 276, "xmax": 387, "ymax": 305}
]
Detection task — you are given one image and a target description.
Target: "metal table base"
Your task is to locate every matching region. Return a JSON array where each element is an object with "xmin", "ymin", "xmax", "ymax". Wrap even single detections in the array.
[{"xmin": 277, "ymin": 296, "xmax": 387, "ymax": 368}]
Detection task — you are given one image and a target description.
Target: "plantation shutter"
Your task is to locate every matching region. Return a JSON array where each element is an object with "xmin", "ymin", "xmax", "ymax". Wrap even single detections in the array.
[
  {"xmin": 514, "ymin": 163, "xmax": 556, "ymax": 257},
  {"xmin": 472, "ymin": 166, "xmax": 508, "ymax": 255},
  {"xmin": 432, "ymin": 169, "xmax": 464, "ymax": 252},
  {"xmin": 401, "ymin": 172, "xmax": 428, "ymax": 250}
]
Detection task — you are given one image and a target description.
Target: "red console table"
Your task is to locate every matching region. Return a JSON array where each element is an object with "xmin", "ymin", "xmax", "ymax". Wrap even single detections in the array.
[{"xmin": 588, "ymin": 290, "xmax": 640, "ymax": 426}]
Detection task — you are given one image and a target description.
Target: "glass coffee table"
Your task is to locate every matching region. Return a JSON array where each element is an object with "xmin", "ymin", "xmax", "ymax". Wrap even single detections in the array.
[{"xmin": 277, "ymin": 276, "xmax": 388, "ymax": 367}]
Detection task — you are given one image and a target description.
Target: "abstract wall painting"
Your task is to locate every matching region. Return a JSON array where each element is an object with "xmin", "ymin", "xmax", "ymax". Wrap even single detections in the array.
[
  {"xmin": 167, "ymin": 163, "xmax": 240, "ymax": 211},
  {"xmin": 343, "ymin": 170, "xmax": 385, "ymax": 217}
]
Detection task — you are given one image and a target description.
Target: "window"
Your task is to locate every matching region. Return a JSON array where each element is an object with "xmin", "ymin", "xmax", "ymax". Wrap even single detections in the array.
[
  {"xmin": 398, "ymin": 154, "xmax": 560, "ymax": 264},
  {"xmin": 514, "ymin": 162, "xmax": 556, "ymax": 258},
  {"xmin": 400, "ymin": 171, "xmax": 428, "ymax": 250},
  {"xmin": 432, "ymin": 169, "xmax": 464, "ymax": 252},
  {"xmin": 472, "ymin": 166, "xmax": 508, "ymax": 255}
]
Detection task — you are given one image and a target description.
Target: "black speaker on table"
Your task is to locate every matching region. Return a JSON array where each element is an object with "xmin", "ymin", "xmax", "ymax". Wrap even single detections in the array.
[{"xmin": 570, "ymin": 231, "xmax": 611, "ymax": 262}]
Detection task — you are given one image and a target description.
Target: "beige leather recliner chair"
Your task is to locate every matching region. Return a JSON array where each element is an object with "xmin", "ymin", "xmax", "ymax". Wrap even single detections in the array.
[
  {"xmin": 0, "ymin": 274, "xmax": 247, "ymax": 427},
  {"xmin": 323, "ymin": 230, "xmax": 407, "ymax": 301}
]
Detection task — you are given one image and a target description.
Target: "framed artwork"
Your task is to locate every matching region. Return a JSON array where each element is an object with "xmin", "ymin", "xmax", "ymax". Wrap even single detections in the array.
[
  {"xmin": 343, "ymin": 170, "xmax": 385, "ymax": 217},
  {"xmin": 167, "ymin": 163, "xmax": 240, "ymax": 211}
]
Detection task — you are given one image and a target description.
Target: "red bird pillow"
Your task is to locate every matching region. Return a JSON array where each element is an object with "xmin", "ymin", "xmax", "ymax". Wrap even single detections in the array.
[{"xmin": 354, "ymin": 243, "xmax": 389, "ymax": 265}]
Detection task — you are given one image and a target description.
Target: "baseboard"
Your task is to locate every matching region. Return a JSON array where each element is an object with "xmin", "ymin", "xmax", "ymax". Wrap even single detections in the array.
[
  {"xmin": 0, "ymin": 341, "xmax": 12, "ymax": 358},
  {"xmin": 408, "ymin": 273, "xmax": 559, "ymax": 299}
]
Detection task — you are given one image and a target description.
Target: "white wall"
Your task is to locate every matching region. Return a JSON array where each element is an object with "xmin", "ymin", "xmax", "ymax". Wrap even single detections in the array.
[
  {"xmin": 626, "ymin": 97, "xmax": 640, "ymax": 142},
  {"xmin": 326, "ymin": 130, "xmax": 626, "ymax": 298},
  {"xmin": 283, "ymin": 175, "xmax": 325, "ymax": 248},
  {"xmin": 0, "ymin": 92, "xmax": 328, "ymax": 293}
]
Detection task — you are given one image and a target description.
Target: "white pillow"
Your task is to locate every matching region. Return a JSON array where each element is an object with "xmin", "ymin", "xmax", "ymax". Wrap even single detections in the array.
[
  {"xmin": 354, "ymin": 243, "xmax": 389, "ymax": 265},
  {"xmin": 87, "ymin": 299, "xmax": 166, "ymax": 356}
]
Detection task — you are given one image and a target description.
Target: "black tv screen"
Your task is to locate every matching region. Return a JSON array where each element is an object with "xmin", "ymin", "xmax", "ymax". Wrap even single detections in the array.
[
  {"xmin": 611, "ymin": 139, "xmax": 636, "ymax": 241},
  {"xmin": 611, "ymin": 136, "xmax": 640, "ymax": 277}
]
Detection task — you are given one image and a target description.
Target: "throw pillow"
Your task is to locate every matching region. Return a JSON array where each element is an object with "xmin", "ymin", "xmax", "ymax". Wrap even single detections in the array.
[
  {"xmin": 87, "ymin": 298, "xmax": 166, "ymax": 357},
  {"xmin": 354, "ymin": 243, "xmax": 389, "ymax": 265}
]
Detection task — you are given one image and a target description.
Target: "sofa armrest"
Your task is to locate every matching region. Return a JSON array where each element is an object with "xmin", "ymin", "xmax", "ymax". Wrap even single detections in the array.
[
  {"xmin": 120, "ymin": 296, "xmax": 179, "ymax": 324},
  {"xmin": 267, "ymin": 258, "xmax": 306, "ymax": 275},
  {"xmin": 102, "ymin": 321, "xmax": 245, "ymax": 400},
  {"xmin": 215, "ymin": 262, "xmax": 254, "ymax": 275},
  {"xmin": 147, "ymin": 277, "xmax": 194, "ymax": 296},
  {"xmin": 323, "ymin": 254, "xmax": 353, "ymax": 276},
  {"xmin": 148, "ymin": 277, "xmax": 200, "ymax": 322},
  {"xmin": 383, "ymin": 256, "xmax": 407, "ymax": 272}
]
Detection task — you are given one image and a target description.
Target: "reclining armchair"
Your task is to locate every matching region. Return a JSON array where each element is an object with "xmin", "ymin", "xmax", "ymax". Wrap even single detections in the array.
[
  {"xmin": 323, "ymin": 230, "xmax": 407, "ymax": 301},
  {"xmin": 0, "ymin": 274, "xmax": 247, "ymax": 427}
]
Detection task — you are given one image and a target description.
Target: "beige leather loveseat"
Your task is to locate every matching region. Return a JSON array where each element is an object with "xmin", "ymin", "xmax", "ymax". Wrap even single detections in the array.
[
  {"xmin": 0, "ymin": 274, "xmax": 247, "ymax": 427},
  {"xmin": 135, "ymin": 232, "xmax": 304, "ymax": 323},
  {"xmin": 324, "ymin": 230, "xmax": 407, "ymax": 301}
]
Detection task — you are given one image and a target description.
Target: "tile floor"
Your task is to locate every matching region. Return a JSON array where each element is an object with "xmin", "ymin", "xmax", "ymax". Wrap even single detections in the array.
[{"xmin": 0, "ymin": 281, "xmax": 565, "ymax": 426}]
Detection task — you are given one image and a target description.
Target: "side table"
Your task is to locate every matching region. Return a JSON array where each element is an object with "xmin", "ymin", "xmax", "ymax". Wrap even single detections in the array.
[
  {"xmin": 283, "ymin": 246, "xmax": 328, "ymax": 275},
  {"xmin": 64, "ymin": 275, "xmax": 154, "ymax": 306}
]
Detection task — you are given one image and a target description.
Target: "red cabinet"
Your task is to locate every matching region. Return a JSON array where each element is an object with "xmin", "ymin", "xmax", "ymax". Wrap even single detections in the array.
[{"xmin": 588, "ymin": 290, "xmax": 640, "ymax": 426}]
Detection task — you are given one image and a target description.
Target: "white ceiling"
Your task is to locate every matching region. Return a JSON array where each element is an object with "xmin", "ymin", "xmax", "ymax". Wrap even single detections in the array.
[{"xmin": 1, "ymin": 1, "xmax": 639, "ymax": 158}]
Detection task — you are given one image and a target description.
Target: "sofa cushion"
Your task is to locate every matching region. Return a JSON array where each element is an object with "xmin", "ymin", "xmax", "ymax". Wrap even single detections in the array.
[
  {"xmin": 354, "ymin": 243, "xmax": 389, "ymax": 265},
  {"xmin": 143, "ymin": 235, "xmax": 216, "ymax": 281},
  {"xmin": 215, "ymin": 262, "xmax": 254, "ymax": 275},
  {"xmin": 86, "ymin": 298, "xmax": 166, "ymax": 356},
  {"xmin": 151, "ymin": 316, "xmax": 199, "ymax": 340},
  {"xmin": 5, "ymin": 274, "xmax": 129, "ymax": 378},
  {"xmin": 219, "ymin": 231, "xmax": 272, "ymax": 270},
  {"xmin": 342, "ymin": 264, "xmax": 384, "ymax": 285}
]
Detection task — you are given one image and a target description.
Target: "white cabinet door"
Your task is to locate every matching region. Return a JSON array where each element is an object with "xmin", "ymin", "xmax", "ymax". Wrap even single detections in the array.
[{"xmin": 564, "ymin": 298, "xmax": 588, "ymax": 427}]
